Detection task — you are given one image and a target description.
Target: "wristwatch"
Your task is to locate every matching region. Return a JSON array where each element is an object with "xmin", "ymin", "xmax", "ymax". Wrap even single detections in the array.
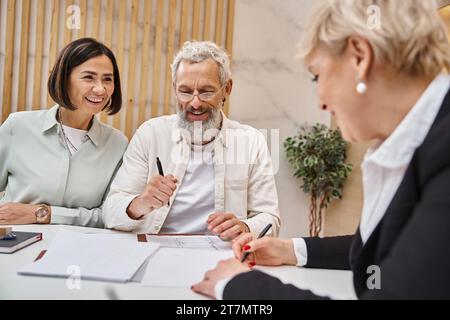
[{"xmin": 34, "ymin": 205, "xmax": 51, "ymax": 224}]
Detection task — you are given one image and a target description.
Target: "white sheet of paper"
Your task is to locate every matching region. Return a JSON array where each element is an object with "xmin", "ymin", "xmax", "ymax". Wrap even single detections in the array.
[
  {"xmin": 18, "ymin": 229, "xmax": 160, "ymax": 283},
  {"xmin": 141, "ymin": 247, "xmax": 234, "ymax": 287},
  {"xmin": 145, "ymin": 235, "xmax": 231, "ymax": 250}
]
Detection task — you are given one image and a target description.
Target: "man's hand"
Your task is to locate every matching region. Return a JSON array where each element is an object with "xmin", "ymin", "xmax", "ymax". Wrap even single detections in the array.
[
  {"xmin": 127, "ymin": 175, "xmax": 178, "ymax": 220},
  {"xmin": 232, "ymin": 232, "xmax": 298, "ymax": 266},
  {"xmin": 191, "ymin": 258, "xmax": 251, "ymax": 299},
  {"xmin": 0, "ymin": 203, "xmax": 41, "ymax": 224},
  {"xmin": 207, "ymin": 212, "xmax": 249, "ymax": 240}
]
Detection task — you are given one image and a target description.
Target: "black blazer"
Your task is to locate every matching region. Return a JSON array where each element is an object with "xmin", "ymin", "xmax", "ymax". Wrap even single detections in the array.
[{"xmin": 224, "ymin": 88, "xmax": 450, "ymax": 300}]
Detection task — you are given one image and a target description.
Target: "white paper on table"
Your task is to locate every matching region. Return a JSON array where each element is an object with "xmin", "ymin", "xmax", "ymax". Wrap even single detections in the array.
[
  {"xmin": 144, "ymin": 235, "xmax": 231, "ymax": 250},
  {"xmin": 18, "ymin": 229, "xmax": 160, "ymax": 282},
  {"xmin": 141, "ymin": 247, "xmax": 234, "ymax": 287}
]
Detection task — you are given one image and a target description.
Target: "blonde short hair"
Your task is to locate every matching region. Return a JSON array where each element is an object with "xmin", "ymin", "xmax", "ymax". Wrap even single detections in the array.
[{"xmin": 298, "ymin": 0, "xmax": 450, "ymax": 77}]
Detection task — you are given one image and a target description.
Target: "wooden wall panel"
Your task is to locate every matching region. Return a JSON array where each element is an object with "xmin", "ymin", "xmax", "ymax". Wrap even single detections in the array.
[
  {"xmin": 124, "ymin": 0, "xmax": 139, "ymax": 138},
  {"xmin": 203, "ymin": 0, "xmax": 211, "ymax": 40},
  {"xmin": 47, "ymin": 0, "xmax": 60, "ymax": 106},
  {"xmin": 1, "ymin": 0, "xmax": 16, "ymax": 122},
  {"xmin": 32, "ymin": 0, "xmax": 46, "ymax": 110},
  {"xmin": 163, "ymin": 0, "xmax": 177, "ymax": 117},
  {"xmin": 137, "ymin": 0, "xmax": 152, "ymax": 126},
  {"xmin": 192, "ymin": 0, "xmax": 200, "ymax": 40},
  {"xmin": 78, "ymin": 0, "xmax": 87, "ymax": 38},
  {"xmin": 214, "ymin": 0, "xmax": 223, "ymax": 44},
  {"xmin": 179, "ymin": 0, "xmax": 190, "ymax": 45},
  {"xmin": 0, "ymin": 0, "xmax": 236, "ymax": 139},
  {"xmin": 17, "ymin": 0, "xmax": 30, "ymax": 111},
  {"xmin": 64, "ymin": 0, "xmax": 74, "ymax": 45},
  {"xmin": 99, "ymin": 0, "xmax": 114, "ymax": 123}
]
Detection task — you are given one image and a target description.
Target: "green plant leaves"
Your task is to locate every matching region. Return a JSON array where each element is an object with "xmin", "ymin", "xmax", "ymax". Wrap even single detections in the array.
[{"xmin": 284, "ymin": 123, "xmax": 353, "ymax": 208}]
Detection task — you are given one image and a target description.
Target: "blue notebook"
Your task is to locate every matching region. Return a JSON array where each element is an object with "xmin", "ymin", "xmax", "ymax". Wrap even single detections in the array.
[{"xmin": 0, "ymin": 231, "xmax": 42, "ymax": 254}]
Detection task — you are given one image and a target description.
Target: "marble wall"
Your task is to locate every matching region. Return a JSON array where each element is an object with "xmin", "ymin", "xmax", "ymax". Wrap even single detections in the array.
[{"xmin": 229, "ymin": 0, "xmax": 330, "ymax": 238}]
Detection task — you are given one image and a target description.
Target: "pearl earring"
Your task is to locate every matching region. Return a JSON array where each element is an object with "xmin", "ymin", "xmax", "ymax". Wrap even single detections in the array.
[{"xmin": 356, "ymin": 81, "xmax": 367, "ymax": 94}]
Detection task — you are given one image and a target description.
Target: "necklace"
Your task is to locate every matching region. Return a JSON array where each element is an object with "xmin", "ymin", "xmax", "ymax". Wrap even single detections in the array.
[{"xmin": 58, "ymin": 109, "xmax": 79, "ymax": 153}]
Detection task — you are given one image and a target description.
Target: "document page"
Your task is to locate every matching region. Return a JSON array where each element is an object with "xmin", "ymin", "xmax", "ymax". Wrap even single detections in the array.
[
  {"xmin": 141, "ymin": 247, "xmax": 234, "ymax": 287},
  {"xmin": 144, "ymin": 235, "xmax": 231, "ymax": 250},
  {"xmin": 18, "ymin": 229, "xmax": 160, "ymax": 282}
]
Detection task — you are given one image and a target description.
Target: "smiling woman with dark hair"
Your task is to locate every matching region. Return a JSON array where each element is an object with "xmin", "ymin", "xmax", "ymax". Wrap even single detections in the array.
[{"xmin": 0, "ymin": 38, "xmax": 127, "ymax": 227}]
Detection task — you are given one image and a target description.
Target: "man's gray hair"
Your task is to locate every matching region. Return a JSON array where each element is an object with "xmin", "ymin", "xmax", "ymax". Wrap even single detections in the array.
[{"xmin": 171, "ymin": 41, "xmax": 232, "ymax": 85}]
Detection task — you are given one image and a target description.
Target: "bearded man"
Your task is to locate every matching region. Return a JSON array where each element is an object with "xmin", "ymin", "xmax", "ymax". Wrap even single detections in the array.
[{"xmin": 103, "ymin": 41, "xmax": 280, "ymax": 239}]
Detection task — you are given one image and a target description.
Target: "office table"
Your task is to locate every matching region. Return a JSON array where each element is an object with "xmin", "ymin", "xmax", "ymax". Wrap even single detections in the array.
[{"xmin": 0, "ymin": 225, "xmax": 356, "ymax": 300}]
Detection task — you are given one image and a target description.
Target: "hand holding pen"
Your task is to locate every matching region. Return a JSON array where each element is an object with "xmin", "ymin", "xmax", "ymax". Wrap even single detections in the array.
[
  {"xmin": 240, "ymin": 223, "xmax": 272, "ymax": 262},
  {"xmin": 231, "ymin": 224, "xmax": 297, "ymax": 267},
  {"xmin": 125, "ymin": 157, "xmax": 177, "ymax": 220},
  {"xmin": 156, "ymin": 157, "xmax": 171, "ymax": 206}
]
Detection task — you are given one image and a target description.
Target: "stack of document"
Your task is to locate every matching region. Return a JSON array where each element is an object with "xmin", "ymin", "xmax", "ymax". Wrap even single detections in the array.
[{"xmin": 18, "ymin": 229, "xmax": 160, "ymax": 282}]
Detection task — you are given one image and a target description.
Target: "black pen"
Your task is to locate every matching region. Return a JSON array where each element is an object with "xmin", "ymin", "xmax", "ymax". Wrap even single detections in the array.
[
  {"xmin": 156, "ymin": 157, "xmax": 170, "ymax": 206},
  {"xmin": 240, "ymin": 223, "xmax": 272, "ymax": 263}
]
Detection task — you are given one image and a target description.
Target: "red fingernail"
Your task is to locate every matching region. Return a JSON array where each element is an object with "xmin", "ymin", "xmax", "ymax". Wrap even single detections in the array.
[
  {"xmin": 243, "ymin": 245, "xmax": 251, "ymax": 251},
  {"xmin": 249, "ymin": 262, "xmax": 256, "ymax": 267}
]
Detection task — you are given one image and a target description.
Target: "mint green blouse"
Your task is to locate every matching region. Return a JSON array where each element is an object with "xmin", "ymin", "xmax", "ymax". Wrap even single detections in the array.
[{"xmin": 0, "ymin": 106, "xmax": 128, "ymax": 228}]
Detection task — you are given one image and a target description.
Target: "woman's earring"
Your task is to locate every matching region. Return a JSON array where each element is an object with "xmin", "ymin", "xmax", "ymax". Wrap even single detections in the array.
[{"xmin": 356, "ymin": 79, "xmax": 367, "ymax": 94}]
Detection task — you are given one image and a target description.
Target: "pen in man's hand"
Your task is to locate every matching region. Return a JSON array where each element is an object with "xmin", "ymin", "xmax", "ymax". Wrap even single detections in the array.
[
  {"xmin": 156, "ymin": 157, "xmax": 170, "ymax": 206},
  {"xmin": 240, "ymin": 223, "xmax": 272, "ymax": 263}
]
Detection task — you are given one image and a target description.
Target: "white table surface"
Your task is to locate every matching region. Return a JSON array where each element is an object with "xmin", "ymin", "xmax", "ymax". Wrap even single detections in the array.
[{"xmin": 0, "ymin": 225, "xmax": 356, "ymax": 300}]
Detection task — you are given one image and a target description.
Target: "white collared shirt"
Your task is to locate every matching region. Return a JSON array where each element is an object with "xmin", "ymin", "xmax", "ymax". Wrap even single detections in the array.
[
  {"xmin": 103, "ymin": 113, "xmax": 280, "ymax": 236},
  {"xmin": 215, "ymin": 73, "xmax": 450, "ymax": 299}
]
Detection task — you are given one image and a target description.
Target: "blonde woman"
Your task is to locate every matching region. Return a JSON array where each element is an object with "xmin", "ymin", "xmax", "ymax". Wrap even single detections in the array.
[{"xmin": 192, "ymin": 0, "xmax": 450, "ymax": 299}]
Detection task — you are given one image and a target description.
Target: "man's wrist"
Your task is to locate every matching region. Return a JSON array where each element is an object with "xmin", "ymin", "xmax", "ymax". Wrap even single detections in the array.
[
  {"xmin": 126, "ymin": 197, "xmax": 151, "ymax": 220},
  {"xmin": 126, "ymin": 199, "xmax": 141, "ymax": 220}
]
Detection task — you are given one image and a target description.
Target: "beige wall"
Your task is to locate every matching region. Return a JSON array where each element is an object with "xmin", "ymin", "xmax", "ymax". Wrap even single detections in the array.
[
  {"xmin": 323, "ymin": 141, "xmax": 370, "ymax": 236},
  {"xmin": 229, "ymin": 0, "xmax": 330, "ymax": 238}
]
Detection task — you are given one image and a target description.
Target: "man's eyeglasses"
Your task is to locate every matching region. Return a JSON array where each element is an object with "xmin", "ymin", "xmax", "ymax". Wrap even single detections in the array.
[{"xmin": 176, "ymin": 84, "xmax": 226, "ymax": 102}]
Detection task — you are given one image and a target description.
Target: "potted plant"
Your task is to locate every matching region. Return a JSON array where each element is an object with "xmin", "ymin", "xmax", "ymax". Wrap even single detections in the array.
[{"xmin": 284, "ymin": 123, "xmax": 352, "ymax": 237}]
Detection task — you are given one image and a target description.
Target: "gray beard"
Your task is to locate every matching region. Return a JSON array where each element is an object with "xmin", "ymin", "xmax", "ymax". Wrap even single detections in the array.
[{"xmin": 177, "ymin": 103, "xmax": 223, "ymax": 145}]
